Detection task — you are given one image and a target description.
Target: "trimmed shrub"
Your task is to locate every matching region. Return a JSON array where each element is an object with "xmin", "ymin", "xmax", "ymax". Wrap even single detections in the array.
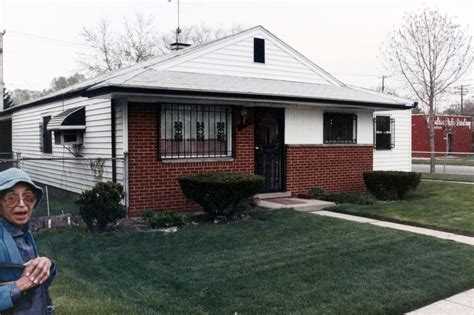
[
  {"xmin": 178, "ymin": 172, "xmax": 264, "ymax": 219},
  {"xmin": 76, "ymin": 181, "xmax": 126, "ymax": 231},
  {"xmin": 363, "ymin": 171, "xmax": 421, "ymax": 200},
  {"xmin": 308, "ymin": 187, "xmax": 326, "ymax": 199},
  {"xmin": 142, "ymin": 209, "xmax": 186, "ymax": 228}
]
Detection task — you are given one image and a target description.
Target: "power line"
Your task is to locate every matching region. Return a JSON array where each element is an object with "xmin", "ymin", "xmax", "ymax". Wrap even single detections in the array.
[
  {"xmin": 6, "ymin": 30, "xmax": 90, "ymax": 49},
  {"xmin": 453, "ymin": 85, "xmax": 470, "ymax": 115}
]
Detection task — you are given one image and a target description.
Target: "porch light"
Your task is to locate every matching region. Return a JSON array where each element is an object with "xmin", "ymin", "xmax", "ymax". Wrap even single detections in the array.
[{"xmin": 238, "ymin": 107, "xmax": 252, "ymax": 130}]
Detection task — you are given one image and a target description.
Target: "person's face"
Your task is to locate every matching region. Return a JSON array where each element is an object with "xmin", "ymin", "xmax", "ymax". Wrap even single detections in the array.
[{"xmin": 0, "ymin": 184, "xmax": 37, "ymax": 227}]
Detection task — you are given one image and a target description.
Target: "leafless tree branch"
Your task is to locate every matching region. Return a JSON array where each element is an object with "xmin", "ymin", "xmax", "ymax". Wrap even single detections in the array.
[{"xmin": 383, "ymin": 7, "xmax": 473, "ymax": 172}]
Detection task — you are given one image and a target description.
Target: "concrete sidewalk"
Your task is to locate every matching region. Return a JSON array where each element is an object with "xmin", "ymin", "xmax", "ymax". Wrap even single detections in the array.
[
  {"xmin": 310, "ymin": 210, "xmax": 474, "ymax": 314},
  {"xmin": 311, "ymin": 211, "xmax": 474, "ymax": 246},
  {"xmin": 407, "ymin": 289, "xmax": 474, "ymax": 315}
]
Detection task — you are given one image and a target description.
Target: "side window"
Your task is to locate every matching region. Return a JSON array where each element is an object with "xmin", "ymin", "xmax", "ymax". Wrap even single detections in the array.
[
  {"xmin": 41, "ymin": 116, "xmax": 53, "ymax": 154},
  {"xmin": 323, "ymin": 112, "xmax": 357, "ymax": 144},
  {"xmin": 374, "ymin": 116, "xmax": 395, "ymax": 150}
]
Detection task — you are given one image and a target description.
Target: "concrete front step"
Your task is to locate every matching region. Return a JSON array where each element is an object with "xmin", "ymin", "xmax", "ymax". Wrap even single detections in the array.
[
  {"xmin": 254, "ymin": 192, "xmax": 292, "ymax": 199},
  {"xmin": 254, "ymin": 197, "xmax": 335, "ymax": 212}
]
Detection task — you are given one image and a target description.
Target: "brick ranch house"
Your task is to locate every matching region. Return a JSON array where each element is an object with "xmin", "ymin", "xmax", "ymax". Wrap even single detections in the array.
[
  {"xmin": 412, "ymin": 114, "xmax": 472, "ymax": 157},
  {"xmin": 0, "ymin": 26, "xmax": 415, "ymax": 216}
]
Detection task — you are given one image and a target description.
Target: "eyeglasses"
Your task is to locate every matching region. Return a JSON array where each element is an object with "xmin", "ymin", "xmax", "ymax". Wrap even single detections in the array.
[{"xmin": 2, "ymin": 192, "xmax": 37, "ymax": 208}]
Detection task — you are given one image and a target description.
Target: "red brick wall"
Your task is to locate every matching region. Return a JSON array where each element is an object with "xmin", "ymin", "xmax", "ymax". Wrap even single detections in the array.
[
  {"xmin": 286, "ymin": 145, "xmax": 373, "ymax": 195},
  {"xmin": 127, "ymin": 103, "xmax": 254, "ymax": 216},
  {"xmin": 412, "ymin": 115, "xmax": 472, "ymax": 157},
  {"xmin": 128, "ymin": 103, "xmax": 375, "ymax": 215}
]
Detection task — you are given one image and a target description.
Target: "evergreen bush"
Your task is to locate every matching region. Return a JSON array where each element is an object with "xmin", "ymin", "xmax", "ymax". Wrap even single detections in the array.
[
  {"xmin": 76, "ymin": 181, "xmax": 126, "ymax": 231},
  {"xmin": 142, "ymin": 209, "xmax": 186, "ymax": 228},
  {"xmin": 363, "ymin": 171, "xmax": 421, "ymax": 200},
  {"xmin": 178, "ymin": 172, "xmax": 264, "ymax": 219}
]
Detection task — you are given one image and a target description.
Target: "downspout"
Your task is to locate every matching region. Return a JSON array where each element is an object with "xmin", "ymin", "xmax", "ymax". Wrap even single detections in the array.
[{"xmin": 111, "ymin": 100, "xmax": 117, "ymax": 182}]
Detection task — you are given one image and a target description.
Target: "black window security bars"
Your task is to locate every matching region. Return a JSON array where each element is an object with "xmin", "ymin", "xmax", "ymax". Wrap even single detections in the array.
[
  {"xmin": 374, "ymin": 116, "xmax": 395, "ymax": 150},
  {"xmin": 160, "ymin": 104, "xmax": 232, "ymax": 159},
  {"xmin": 323, "ymin": 112, "xmax": 357, "ymax": 144}
]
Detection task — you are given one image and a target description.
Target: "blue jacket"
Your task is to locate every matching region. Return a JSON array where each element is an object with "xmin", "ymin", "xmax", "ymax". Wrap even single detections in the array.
[{"xmin": 0, "ymin": 219, "xmax": 56, "ymax": 312}]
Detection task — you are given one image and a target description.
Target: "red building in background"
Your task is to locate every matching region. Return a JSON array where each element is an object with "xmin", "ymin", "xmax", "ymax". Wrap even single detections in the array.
[{"xmin": 412, "ymin": 114, "xmax": 472, "ymax": 157}]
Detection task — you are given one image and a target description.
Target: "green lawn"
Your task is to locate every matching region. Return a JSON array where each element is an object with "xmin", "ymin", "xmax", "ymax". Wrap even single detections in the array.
[
  {"xmin": 36, "ymin": 209, "xmax": 474, "ymax": 314},
  {"xmin": 332, "ymin": 181, "xmax": 474, "ymax": 236}
]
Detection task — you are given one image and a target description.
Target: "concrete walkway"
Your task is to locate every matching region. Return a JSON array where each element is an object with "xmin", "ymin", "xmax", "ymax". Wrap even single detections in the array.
[
  {"xmin": 407, "ymin": 289, "xmax": 474, "ymax": 314},
  {"xmin": 310, "ymin": 210, "xmax": 474, "ymax": 314},
  {"xmin": 311, "ymin": 211, "xmax": 474, "ymax": 246}
]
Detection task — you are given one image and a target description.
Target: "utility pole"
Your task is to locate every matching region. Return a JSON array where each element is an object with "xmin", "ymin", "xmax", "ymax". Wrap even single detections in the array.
[
  {"xmin": 454, "ymin": 85, "xmax": 469, "ymax": 115},
  {"xmin": 0, "ymin": 30, "xmax": 5, "ymax": 112}
]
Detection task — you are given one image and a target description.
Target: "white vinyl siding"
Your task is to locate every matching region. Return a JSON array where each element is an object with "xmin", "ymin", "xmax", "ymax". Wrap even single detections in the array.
[
  {"xmin": 285, "ymin": 107, "xmax": 373, "ymax": 145},
  {"xmin": 373, "ymin": 109, "xmax": 412, "ymax": 171},
  {"xmin": 160, "ymin": 30, "xmax": 334, "ymax": 85},
  {"xmin": 114, "ymin": 99, "xmax": 126, "ymax": 183},
  {"xmin": 11, "ymin": 97, "xmax": 125, "ymax": 193}
]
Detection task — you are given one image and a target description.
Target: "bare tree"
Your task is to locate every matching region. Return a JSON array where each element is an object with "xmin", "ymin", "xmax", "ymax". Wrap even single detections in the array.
[
  {"xmin": 80, "ymin": 18, "xmax": 122, "ymax": 74},
  {"xmin": 119, "ymin": 13, "xmax": 160, "ymax": 64},
  {"xmin": 80, "ymin": 14, "xmax": 242, "ymax": 75},
  {"xmin": 384, "ymin": 8, "xmax": 473, "ymax": 172}
]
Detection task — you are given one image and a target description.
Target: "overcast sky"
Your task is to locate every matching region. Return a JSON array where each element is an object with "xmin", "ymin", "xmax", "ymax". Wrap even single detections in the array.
[{"xmin": 1, "ymin": 0, "xmax": 473, "ymax": 106}]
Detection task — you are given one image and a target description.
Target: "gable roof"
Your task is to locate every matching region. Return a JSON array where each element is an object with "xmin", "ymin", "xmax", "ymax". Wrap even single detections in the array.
[
  {"xmin": 85, "ymin": 71, "xmax": 413, "ymax": 109},
  {"xmin": 3, "ymin": 25, "xmax": 416, "ymax": 113}
]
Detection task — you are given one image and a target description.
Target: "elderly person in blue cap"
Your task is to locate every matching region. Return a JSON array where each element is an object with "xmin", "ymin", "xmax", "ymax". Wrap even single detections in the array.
[{"xmin": 0, "ymin": 168, "xmax": 56, "ymax": 314}]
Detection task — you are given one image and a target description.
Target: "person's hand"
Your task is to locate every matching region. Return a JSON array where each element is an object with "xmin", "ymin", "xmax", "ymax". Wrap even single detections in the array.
[
  {"xmin": 23, "ymin": 257, "xmax": 52, "ymax": 285},
  {"xmin": 14, "ymin": 273, "xmax": 37, "ymax": 292},
  {"xmin": 14, "ymin": 257, "xmax": 53, "ymax": 293}
]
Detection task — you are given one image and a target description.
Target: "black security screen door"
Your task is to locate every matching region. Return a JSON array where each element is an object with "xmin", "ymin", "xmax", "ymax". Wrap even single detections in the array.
[{"xmin": 254, "ymin": 108, "xmax": 285, "ymax": 192}]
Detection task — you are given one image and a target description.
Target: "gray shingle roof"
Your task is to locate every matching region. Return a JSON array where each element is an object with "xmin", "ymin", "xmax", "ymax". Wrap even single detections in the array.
[{"xmin": 90, "ymin": 70, "xmax": 413, "ymax": 107}]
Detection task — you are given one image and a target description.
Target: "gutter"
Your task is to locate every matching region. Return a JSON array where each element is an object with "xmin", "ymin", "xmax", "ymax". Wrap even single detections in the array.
[{"xmin": 0, "ymin": 84, "xmax": 417, "ymax": 118}]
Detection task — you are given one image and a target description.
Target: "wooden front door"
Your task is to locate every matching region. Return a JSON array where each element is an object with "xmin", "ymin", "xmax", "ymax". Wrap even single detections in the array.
[{"xmin": 254, "ymin": 108, "xmax": 285, "ymax": 192}]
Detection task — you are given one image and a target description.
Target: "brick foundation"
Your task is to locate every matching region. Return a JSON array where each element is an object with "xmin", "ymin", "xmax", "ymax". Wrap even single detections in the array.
[
  {"xmin": 286, "ymin": 145, "xmax": 373, "ymax": 195},
  {"xmin": 127, "ymin": 103, "xmax": 254, "ymax": 216}
]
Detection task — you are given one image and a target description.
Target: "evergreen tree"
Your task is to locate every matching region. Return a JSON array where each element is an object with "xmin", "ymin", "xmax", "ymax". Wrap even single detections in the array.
[{"xmin": 3, "ymin": 87, "xmax": 15, "ymax": 109}]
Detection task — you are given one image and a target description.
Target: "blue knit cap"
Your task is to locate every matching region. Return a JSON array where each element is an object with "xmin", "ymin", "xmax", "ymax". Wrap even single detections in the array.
[{"xmin": 0, "ymin": 168, "xmax": 44, "ymax": 206}]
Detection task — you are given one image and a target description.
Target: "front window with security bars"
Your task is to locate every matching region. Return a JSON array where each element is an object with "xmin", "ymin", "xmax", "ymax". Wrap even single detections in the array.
[
  {"xmin": 323, "ymin": 112, "xmax": 357, "ymax": 144},
  {"xmin": 160, "ymin": 104, "xmax": 232, "ymax": 159}
]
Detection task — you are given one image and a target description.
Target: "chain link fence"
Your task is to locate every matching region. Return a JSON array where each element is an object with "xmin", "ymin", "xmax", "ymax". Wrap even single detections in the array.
[
  {"xmin": 0, "ymin": 152, "xmax": 128, "ymax": 219},
  {"xmin": 412, "ymin": 151, "xmax": 474, "ymax": 183}
]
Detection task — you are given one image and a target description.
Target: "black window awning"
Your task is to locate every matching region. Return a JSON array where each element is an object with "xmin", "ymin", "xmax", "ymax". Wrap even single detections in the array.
[{"xmin": 47, "ymin": 107, "xmax": 86, "ymax": 131}]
